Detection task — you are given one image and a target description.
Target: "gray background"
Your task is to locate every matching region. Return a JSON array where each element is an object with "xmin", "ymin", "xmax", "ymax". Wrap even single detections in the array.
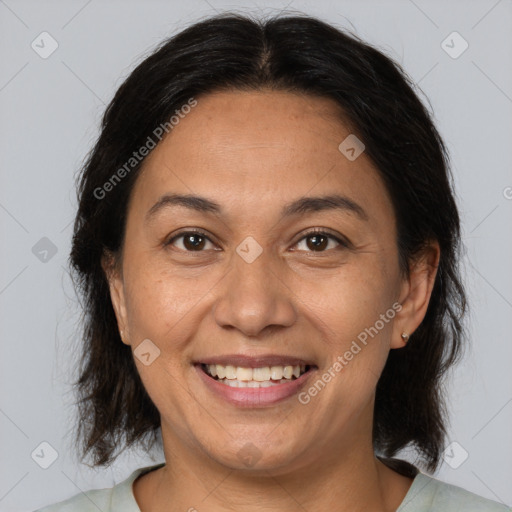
[{"xmin": 1, "ymin": 0, "xmax": 511, "ymax": 510}]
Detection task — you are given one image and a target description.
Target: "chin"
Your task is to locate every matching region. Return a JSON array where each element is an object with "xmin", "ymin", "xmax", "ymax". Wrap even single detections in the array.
[{"xmin": 199, "ymin": 433, "xmax": 307, "ymax": 474}]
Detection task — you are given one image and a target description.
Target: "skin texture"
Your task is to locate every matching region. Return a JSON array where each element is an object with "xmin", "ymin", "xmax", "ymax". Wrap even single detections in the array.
[{"xmin": 103, "ymin": 90, "xmax": 440, "ymax": 512}]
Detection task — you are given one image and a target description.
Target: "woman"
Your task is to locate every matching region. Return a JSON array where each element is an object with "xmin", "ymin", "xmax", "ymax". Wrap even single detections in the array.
[{"xmin": 35, "ymin": 12, "xmax": 510, "ymax": 512}]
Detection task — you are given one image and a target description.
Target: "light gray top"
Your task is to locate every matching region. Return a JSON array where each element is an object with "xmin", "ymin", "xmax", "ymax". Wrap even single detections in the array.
[{"xmin": 33, "ymin": 462, "xmax": 511, "ymax": 511}]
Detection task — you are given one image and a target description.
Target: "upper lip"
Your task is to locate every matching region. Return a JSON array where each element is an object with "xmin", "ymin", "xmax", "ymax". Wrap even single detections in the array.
[{"xmin": 194, "ymin": 354, "xmax": 317, "ymax": 368}]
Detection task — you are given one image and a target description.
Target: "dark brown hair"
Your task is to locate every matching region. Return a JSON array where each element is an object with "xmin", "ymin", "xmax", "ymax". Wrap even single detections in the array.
[{"xmin": 69, "ymin": 12, "xmax": 467, "ymax": 473}]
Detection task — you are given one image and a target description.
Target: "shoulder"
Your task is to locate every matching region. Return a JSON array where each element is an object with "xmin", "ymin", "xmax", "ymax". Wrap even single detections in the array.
[
  {"xmin": 32, "ymin": 462, "xmax": 165, "ymax": 512},
  {"xmin": 400, "ymin": 472, "xmax": 511, "ymax": 512},
  {"xmin": 32, "ymin": 487, "xmax": 114, "ymax": 512}
]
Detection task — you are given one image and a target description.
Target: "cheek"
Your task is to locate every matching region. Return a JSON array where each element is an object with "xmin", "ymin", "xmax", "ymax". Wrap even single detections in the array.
[
  {"xmin": 301, "ymin": 261, "xmax": 396, "ymax": 336},
  {"xmin": 124, "ymin": 263, "xmax": 201, "ymax": 330},
  {"xmin": 300, "ymin": 261, "xmax": 397, "ymax": 393}
]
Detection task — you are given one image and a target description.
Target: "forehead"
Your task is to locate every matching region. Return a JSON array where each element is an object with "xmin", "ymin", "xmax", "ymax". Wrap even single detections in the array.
[{"xmin": 129, "ymin": 90, "xmax": 394, "ymax": 227}]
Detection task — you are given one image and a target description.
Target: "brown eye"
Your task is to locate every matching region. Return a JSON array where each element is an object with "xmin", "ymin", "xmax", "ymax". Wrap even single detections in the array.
[
  {"xmin": 294, "ymin": 230, "xmax": 348, "ymax": 252},
  {"xmin": 306, "ymin": 234, "xmax": 329, "ymax": 251},
  {"xmin": 166, "ymin": 231, "xmax": 215, "ymax": 251},
  {"xmin": 182, "ymin": 233, "xmax": 207, "ymax": 251}
]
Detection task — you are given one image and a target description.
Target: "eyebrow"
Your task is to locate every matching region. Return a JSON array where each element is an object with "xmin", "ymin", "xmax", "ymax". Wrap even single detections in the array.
[{"xmin": 145, "ymin": 193, "xmax": 369, "ymax": 224}]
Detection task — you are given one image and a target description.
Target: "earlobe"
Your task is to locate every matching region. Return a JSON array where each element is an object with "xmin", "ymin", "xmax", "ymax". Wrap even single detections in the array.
[
  {"xmin": 391, "ymin": 241, "xmax": 440, "ymax": 349},
  {"xmin": 101, "ymin": 251, "xmax": 130, "ymax": 346}
]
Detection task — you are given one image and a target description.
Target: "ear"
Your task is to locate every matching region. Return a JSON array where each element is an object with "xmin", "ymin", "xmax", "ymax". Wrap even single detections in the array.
[
  {"xmin": 101, "ymin": 250, "xmax": 131, "ymax": 346},
  {"xmin": 390, "ymin": 240, "xmax": 440, "ymax": 349}
]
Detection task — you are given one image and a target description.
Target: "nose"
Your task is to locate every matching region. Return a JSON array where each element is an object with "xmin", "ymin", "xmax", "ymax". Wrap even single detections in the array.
[{"xmin": 212, "ymin": 246, "xmax": 297, "ymax": 337}]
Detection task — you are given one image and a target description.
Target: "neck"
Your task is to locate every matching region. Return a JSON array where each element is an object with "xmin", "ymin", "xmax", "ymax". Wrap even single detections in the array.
[{"xmin": 135, "ymin": 411, "xmax": 414, "ymax": 512}]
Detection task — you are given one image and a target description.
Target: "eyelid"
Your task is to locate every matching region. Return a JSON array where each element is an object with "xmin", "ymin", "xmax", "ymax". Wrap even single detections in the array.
[
  {"xmin": 291, "ymin": 227, "xmax": 351, "ymax": 250},
  {"xmin": 165, "ymin": 227, "xmax": 351, "ymax": 252},
  {"xmin": 164, "ymin": 227, "xmax": 219, "ymax": 248}
]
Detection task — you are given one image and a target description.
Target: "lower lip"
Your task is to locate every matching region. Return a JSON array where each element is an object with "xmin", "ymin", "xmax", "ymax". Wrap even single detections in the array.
[{"xmin": 194, "ymin": 364, "xmax": 316, "ymax": 407}]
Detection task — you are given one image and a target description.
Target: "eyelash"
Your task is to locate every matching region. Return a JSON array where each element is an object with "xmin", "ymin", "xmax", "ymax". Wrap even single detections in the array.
[{"xmin": 164, "ymin": 228, "xmax": 350, "ymax": 253}]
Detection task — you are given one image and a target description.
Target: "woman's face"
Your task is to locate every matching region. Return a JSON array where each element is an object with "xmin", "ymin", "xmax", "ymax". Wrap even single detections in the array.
[{"xmin": 105, "ymin": 90, "xmax": 435, "ymax": 474}]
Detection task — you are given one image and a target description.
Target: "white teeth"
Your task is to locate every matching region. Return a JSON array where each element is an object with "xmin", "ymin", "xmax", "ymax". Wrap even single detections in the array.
[
  {"xmin": 218, "ymin": 378, "xmax": 290, "ymax": 388},
  {"xmin": 270, "ymin": 366, "xmax": 283, "ymax": 380},
  {"xmin": 252, "ymin": 367, "xmax": 271, "ymax": 381},
  {"xmin": 203, "ymin": 363, "xmax": 310, "ymax": 385},
  {"xmin": 224, "ymin": 365, "xmax": 237, "ymax": 379},
  {"xmin": 216, "ymin": 365, "xmax": 226, "ymax": 379},
  {"xmin": 236, "ymin": 367, "xmax": 253, "ymax": 381}
]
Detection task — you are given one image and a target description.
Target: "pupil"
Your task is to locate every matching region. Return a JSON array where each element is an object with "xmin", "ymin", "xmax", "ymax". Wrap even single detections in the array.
[
  {"xmin": 185, "ymin": 234, "xmax": 205, "ymax": 250},
  {"xmin": 183, "ymin": 234, "xmax": 328, "ymax": 251},
  {"xmin": 308, "ymin": 234, "xmax": 327, "ymax": 251}
]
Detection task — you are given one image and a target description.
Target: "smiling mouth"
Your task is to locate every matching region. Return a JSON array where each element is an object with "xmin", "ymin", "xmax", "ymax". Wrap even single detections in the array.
[{"xmin": 200, "ymin": 363, "xmax": 315, "ymax": 388}]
